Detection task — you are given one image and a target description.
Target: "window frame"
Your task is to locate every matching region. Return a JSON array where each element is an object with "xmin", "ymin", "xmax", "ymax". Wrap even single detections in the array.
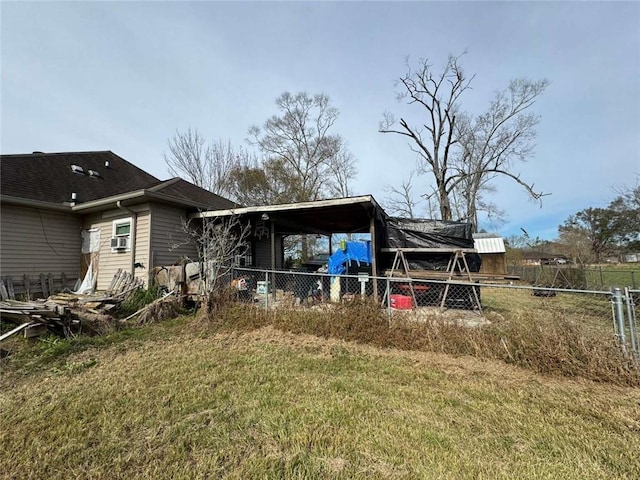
[{"xmin": 111, "ymin": 217, "xmax": 132, "ymax": 252}]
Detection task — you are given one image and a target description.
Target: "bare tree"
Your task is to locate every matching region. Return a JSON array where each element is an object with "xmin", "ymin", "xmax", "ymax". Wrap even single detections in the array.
[
  {"xmin": 179, "ymin": 215, "xmax": 251, "ymax": 299},
  {"xmin": 249, "ymin": 91, "xmax": 357, "ymax": 203},
  {"xmin": 380, "ymin": 54, "xmax": 472, "ymax": 221},
  {"xmin": 380, "ymin": 53, "xmax": 549, "ymax": 231},
  {"xmin": 250, "ymin": 91, "xmax": 358, "ymax": 261},
  {"xmin": 384, "ymin": 171, "xmax": 421, "ymax": 218},
  {"xmin": 454, "ymin": 78, "xmax": 549, "ymax": 229},
  {"xmin": 327, "ymin": 147, "xmax": 357, "ymax": 198},
  {"xmin": 164, "ymin": 128, "xmax": 254, "ymax": 200}
]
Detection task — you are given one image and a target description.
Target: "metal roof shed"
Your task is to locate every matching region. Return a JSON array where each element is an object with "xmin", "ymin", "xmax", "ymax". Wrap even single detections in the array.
[{"xmin": 473, "ymin": 234, "xmax": 507, "ymax": 275}]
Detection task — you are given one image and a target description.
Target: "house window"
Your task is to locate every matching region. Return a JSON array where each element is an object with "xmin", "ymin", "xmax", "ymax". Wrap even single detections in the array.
[
  {"xmin": 111, "ymin": 218, "xmax": 132, "ymax": 251},
  {"xmin": 114, "ymin": 221, "xmax": 131, "ymax": 236}
]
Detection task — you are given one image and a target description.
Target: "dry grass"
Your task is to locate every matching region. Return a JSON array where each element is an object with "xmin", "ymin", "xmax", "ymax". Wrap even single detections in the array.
[
  {"xmin": 136, "ymin": 295, "xmax": 185, "ymax": 325},
  {"xmin": 203, "ymin": 295, "xmax": 639, "ymax": 387},
  {"xmin": 1, "ymin": 324, "xmax": 639, "ymax": 479},
  {"xmin": 2, "ymin": 286, "xmax": 638, "ymax": 478}
]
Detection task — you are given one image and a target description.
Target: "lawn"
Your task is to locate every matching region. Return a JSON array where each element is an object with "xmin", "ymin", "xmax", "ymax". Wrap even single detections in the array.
[{"xmin": 1, "ymin": 319, "xmax": 639, "ymax": 479}]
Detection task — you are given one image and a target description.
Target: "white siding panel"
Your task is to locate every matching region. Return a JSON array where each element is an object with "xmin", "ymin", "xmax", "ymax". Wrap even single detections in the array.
[{"xmin": 0, "ymin": 204, "xmax": 81, "ymax": 279}]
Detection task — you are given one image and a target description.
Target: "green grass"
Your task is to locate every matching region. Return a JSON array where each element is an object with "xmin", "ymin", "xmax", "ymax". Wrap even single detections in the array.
[
  {"xmin": 583, "ymin": 265, "xmax": 639, "ymax": 290},
  {"xmin": 508, "ymin": 264, "xmax": 639, "ymax": 289},
  {"xmin": 1, "ymin": 322, "xmax": 639, "ymax": 479}
]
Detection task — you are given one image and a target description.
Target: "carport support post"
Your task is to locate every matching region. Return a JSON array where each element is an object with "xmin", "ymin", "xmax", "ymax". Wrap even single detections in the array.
[
  {"xmin": 270, "ymin": 220, "xmax": 276, "ymax": 303},
  {"xmin": 369, "ymin": 215, "xmax": 378, "ymax": 302}
]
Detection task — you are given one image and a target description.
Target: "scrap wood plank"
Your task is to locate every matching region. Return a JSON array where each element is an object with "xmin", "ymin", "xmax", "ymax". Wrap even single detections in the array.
[
  {"xmin": 107, "ymin": 269, "xmax": 122, "ymax": 294},
  {"xmin": 40, "ymin": 274, "xmax": 48, "ymax": 298},
  {"xmin": 0, "ymin": 279, "xmax": 8, "ymax": 301},
  {"xmin": 5, "ymin": 277, "xmax": 15, "ymax": 300},
  {"xmin": 0, "ymin": 323, "xmax": 33, "ymax": 342},
  {"xmin": 110, "ymin": 270, "xmax": 131, "ymax": 295}
]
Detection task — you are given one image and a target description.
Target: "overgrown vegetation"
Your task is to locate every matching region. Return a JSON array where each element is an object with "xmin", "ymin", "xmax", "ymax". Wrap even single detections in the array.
[
  {"xmin": 200, "ymin": 293, "xmax": 638, "ymax": 387},
  {"xmin": 118, "ymin": 284, "xmax": 161, "ymax": 316},
  {"xmin": 1, "ymin": 322, "xmax": 639, "ymax": 479}
]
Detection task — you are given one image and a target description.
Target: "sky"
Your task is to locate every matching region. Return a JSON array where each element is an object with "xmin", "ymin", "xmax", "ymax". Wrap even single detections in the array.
[{"xmin": 2, "ymin": 1, "xmax": 639, "ymax": 241}]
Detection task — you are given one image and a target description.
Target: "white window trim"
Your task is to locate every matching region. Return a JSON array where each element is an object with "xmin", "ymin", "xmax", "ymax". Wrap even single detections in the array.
[{"xmin": 111, "ymin": 217, "xmax": 132, "ymax": 252}]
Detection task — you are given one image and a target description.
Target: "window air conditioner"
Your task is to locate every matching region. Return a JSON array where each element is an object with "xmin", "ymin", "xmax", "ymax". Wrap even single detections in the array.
[{"xmin": 111, "ymin": 237, "xmax": 129, "ymax": 250}]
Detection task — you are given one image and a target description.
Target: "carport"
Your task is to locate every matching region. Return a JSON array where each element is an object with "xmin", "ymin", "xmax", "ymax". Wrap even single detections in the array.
[{"xmin": 191, "ymin": 195, "xmax": 387, "ymax": 297}]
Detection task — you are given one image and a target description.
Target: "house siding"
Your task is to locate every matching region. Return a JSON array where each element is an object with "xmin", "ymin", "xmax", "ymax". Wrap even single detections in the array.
[
  {"xmin": 0, "ymin": 204, "xmax": 82, "ymax": 283},
  {"xmin": 149, "ymin": 204, "xmax": 197, "ymax": 269},
  {"xmin": 254, "ymin": 236, "xmax": 283, "ymax": 269},
  {"xmin": 82, "ymin": 204, "xmax": 151, "ymax": 290}
]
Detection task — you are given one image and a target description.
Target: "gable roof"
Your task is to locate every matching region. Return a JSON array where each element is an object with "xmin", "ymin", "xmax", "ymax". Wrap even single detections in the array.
[
  {"xmin": 0, "ymin": 151, "xmax": 160, "ymax": 204},
  {"xmin": 149, "ymin": 178, "xmax": 238, "ymax": 210},
  {"xmin": 0, "ymin": 151, "xmax": 238, "ymax": 211}
]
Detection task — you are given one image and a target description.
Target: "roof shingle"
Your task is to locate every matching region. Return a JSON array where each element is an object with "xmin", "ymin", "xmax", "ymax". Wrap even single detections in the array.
[
  {"xmin": 0, "ymin": 151, "xmax": 160, "ymax": 204},
  {"xmin": 0, "ymin": 151, "xmax": 238, "ymax": 210}
]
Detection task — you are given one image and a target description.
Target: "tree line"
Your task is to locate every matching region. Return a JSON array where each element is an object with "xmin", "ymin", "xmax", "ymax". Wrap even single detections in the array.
[
  {"xmin": 164, "ymin": 92, "xmax": 356, "ymax": 208},
  {"xmin": 165, "ymin": 52, "xmax": 549, "ymax": 236},
  {"xmin": 557, "ymin": 182, "xmax": 640, "ymax": 264},
  {"xmin": 505, "ymin": 181, "xmax": 640, "ymax": 265}
]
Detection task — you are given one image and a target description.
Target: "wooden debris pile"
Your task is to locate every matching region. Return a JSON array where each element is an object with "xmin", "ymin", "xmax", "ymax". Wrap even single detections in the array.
[
  {"xmin": 0, "ymin": 299, "xmax": 77, "ymax": 340},
  {"xmin": 0, "ymin": 270, "xmax": 146, "ymax": 341}
]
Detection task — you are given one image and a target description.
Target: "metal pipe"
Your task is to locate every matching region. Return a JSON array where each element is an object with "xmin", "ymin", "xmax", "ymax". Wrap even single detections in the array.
[
  {"xmin": 386, "ymin": 276, "xmax": 391, "ymax": 325},
  {"xmin": 613, "ymin": 288, "xmax": 628, "ymax": 355},
  {"xmin": 625, "ymin": 287, "xmax": 637, "ymax": 359}
]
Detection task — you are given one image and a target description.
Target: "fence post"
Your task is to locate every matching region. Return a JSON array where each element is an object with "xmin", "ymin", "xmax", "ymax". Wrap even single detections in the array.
[
  {"xmin": 265, "ymin": 271, "xmax": 269, "ymax": 312},
  {"xmin": 624, "ymin": 287, "xmax": 638, "ymax": 361},
  {"xmin": 386, "ymin": 276, "xmax": 391, "ymax": 324},
  {"xmin": 612, "ymin": 288, "xmax": 628, "ymax": 355}
]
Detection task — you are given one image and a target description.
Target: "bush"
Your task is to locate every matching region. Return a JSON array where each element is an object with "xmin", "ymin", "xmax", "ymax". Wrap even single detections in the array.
[{"xmin": 118, "ymin": 285, "xmax": 160, "ymax": 317}]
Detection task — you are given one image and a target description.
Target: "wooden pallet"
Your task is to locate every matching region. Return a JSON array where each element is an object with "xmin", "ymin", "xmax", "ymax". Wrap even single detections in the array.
[{"xmin": 106, "ymin": 269, "xmax": 144, "ymax": 298}]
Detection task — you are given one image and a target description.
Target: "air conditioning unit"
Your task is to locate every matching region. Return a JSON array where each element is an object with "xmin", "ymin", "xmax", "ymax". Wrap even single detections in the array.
[{"xmin": 110, "ymin": 236, "xmax": 129, "ymax": 250}]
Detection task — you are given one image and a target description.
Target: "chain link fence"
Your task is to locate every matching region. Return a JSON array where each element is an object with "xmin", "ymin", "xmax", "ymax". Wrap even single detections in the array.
[
  {"xmin": 507, "ymin": 265, "xmax": 639, "ymax": 290},
  {"xmin": 224, "ymin": 266, "xmax": 639, "ymax": 365}
]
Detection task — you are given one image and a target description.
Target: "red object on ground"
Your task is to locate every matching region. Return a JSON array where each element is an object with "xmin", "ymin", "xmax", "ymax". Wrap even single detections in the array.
[{"xmin": 390, "ymin": 294, "xmax": 413, "ymax": 310}]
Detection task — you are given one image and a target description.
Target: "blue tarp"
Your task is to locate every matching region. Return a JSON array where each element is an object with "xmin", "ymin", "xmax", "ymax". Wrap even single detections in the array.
[{"xmin": 327, "ymin": 241, "xmax": 372, "ymax": 275}]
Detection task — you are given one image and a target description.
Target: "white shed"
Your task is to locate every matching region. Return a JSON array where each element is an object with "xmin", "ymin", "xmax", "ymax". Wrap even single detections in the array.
[{"xmin": 473, "ymin": 234, "xmax": 507, "ymax": 275}]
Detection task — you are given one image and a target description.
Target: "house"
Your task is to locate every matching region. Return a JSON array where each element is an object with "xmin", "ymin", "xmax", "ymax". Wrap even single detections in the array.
[
  {"xmin": 473, "ymin": 233, "xmax": 506, "ymax": 275},
  {"xmin": 0, "ymin": 151, "xmax": 236, "ymax": 294},
  {"xmin": 519, "ymin": 250, "xmax": 569, "ymax": 266}
]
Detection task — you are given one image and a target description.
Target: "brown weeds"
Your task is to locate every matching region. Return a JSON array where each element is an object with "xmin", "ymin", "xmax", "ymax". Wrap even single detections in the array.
[{"xmin": 205, "ymin": 299, "xmax": 640, "ymax": 387}]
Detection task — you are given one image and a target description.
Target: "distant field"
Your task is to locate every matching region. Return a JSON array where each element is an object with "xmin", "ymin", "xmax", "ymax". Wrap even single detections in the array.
[
  {"xmin": 508, "ymin": 264, "xmax": 640, "ymax": 289},
  {"xmin": 1, "ymin": 321, "xmax": 639, "ymax": 480},
  {"xmin": 582, "ymin": 265, "xmax": 639, "ymax": 289}
]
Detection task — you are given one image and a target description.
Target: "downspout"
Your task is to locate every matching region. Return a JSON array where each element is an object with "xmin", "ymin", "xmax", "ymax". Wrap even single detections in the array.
[{"xmin": 117, "ymin": 201, "xmax": 137, "ymax": 277}]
